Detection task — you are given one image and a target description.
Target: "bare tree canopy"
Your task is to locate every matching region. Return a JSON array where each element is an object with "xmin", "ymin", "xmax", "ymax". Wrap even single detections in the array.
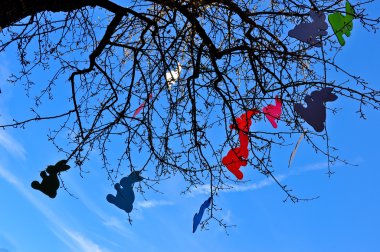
[{"xmin": 0, "ymin": 0, "xmax": 379, "ymax": 229}]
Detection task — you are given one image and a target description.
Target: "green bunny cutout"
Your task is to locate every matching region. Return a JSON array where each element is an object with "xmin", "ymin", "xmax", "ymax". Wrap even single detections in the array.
[{"xmin": 328, "ymin": 1, "xmax": 355, "ymax": 46}]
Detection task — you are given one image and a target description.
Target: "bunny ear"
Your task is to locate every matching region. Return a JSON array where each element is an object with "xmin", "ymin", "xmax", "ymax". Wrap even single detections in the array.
[
  {"xmin": 54, "ymin": 160, "xmax": 70, "ymax": 172},
  {"xmin": 323, "ymin": 87, "xmax": 334, "ymax": 93},
  {"xmin": 309, "ymin": 10, "xmax": 319, "ymax": 20},
  {"xmin": 346, "ymin": 1, "xmax": 355, "ymax": 16},
  {"xmin": 321, "ymin": 87, "xmax": 338, "ymax": 101},
  {"xmin": 55, "ymin": 160, "xmax": 67, "ymax": 166},
  {"xmin": 275, "ymin": 95, "xmax": 282, "ymax": 106},
  {"xmin": 309, "ymin": 10, "xmax": 326, "ymax": 21}
]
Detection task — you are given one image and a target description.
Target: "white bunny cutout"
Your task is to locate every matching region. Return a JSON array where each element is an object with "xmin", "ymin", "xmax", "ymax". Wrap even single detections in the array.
[{"xmin": 165, "ymin": 62, "xmax": 182, "ymax": 91}]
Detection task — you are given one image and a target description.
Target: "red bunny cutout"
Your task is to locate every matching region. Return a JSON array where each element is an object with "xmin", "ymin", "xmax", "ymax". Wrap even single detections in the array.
[
  {"xmin": 222, "ymin": 109, "xmax": 259, "ymax": 180},
  {"xmin": 262, "ymin": 96, "xmax": 282, "ymax": 128}
]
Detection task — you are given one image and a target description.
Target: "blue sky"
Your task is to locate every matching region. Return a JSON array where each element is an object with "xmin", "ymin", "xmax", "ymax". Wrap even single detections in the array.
[{"xmin": 0, "ymin": 2, "xmax": 380, "ymax": 252}]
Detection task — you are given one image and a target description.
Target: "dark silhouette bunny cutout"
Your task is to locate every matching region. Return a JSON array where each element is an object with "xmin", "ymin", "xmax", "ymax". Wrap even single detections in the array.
[
  {"xmin": 288, "ymin": 10, "xmax": 328, "ymax": 47},
  {"xmin": 222, "ymin": 109, "xmax": 259, "ymax": 180},
  {"xmin": 107, "ymin": 171, "xmax": 143, "ymax": 213},
  {"xmin": 193, "ymin": 197, "xmax": 212, "ymax": 233},
  {"xmin": 31, "ymin": 160, "xmax": 70, "ymax": 198},
  {"xmin": 294, "ymin": 87, "xmax": 338, "ymax": 132},
  {"xmin": 328, "ymin": 1, "xmax": 355, "ymax": 46}
]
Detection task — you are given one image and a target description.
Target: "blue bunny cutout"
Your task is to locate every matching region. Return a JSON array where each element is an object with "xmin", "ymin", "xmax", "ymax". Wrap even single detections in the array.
[
  {"xmin": 288, "ymin": 10, "xmax": 328, "ymax": 47},
  {"xmin": 31, "ymin": 160, "xmax": 70, "ymax": 198},
  {"xmin": 107, "ymin": 171, "xmax": 143, "ymax": 213},
  {"xmin": 294, "ymin": 87, "xmax": 338, "ymax": 132},
  {"xmin": 193, "ymin": 197, "xmax": 212, "ymax": 233}
]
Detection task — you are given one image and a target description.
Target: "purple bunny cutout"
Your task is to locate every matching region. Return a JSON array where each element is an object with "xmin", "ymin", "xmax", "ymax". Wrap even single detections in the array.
[
  {"xmin": 288, "ymin": 10, "xmax": 328, "ymax": 47},
  {"xmin": 294, "ymin": 87, "xmax": 338, "ymax": 132}
]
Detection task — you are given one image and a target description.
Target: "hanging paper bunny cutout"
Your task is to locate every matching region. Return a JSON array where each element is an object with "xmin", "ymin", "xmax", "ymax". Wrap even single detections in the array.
[
  {"xmin": 107, "ymin": 171, "xmax": 143, "ymax": 213},
  {"xmin": 288, "ymin": 10, "xmax": 328, "ymax": 47},
  {"xmin": 262, "ymin": 96, "xmax": 282, "ymax": 128},
  {"xmin": 222, "ymin": 109, "xmax": 259, "ymax": 180},
  {"xmin": 328, "ymin": 1, "xmax": 355, "ymax": 46},
  {"xmin": 193, "ymin": 197, "xmax": 212, "ymax": 233},
  {"xmin": 288, "ymin": 132, "xmax": 305, "ymax": 168},
  {"xmin": 294, "ymin": 87, "xmax": 338, "ymax": 132},
  {"xmin": 31, "ymin": 160, "xmax": 70, "ymax": 198},
  {"xmin": 165, "ymin": 62, "xmax": 182, "ymax": 91},
  {"xmin": 132, "ymin": 94, "xmax": 153, "ymax": 118}
]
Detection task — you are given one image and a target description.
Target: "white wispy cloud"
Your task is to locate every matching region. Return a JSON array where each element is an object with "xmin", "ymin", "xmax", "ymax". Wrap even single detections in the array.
[
  {"xmin": 295, "ymin": 159, "xmax": 360, "ymax": 173},
  {"xmin": 189, "ymin": 184, "xmax": 210, "ymax": 195},
  {"xmin": 0, "ymin": 130, "xmax": 26, "ymax": 159},
  {"xmin": 136, "ymin": 199, "xmax": 175, "ymax": 208},
  {"xmin": 229, "ymin": 174, "xmax": 287, "ymax": 192},
  {"xmin": 63, "ymin": 181, "xmax": 137, "ymax": 240},
  {"xmin": 189, "ymin": 159, "xmax": 352, "ymax": 196},
  {"xmin": 0, "ymin": 233, "xmax": 16, "ymax": 252},
  {"xmin": 63, "ymin": 228, "xmax": 110, "ymax": 252},
  {"xmin": 296, "ymin": 161, "xmax": 329, "ymax": 172},
  {"xmin": 189, "ymin": 174, "xmax": 287, "ymax": 195},
  {"xmin": 102, "ymin": 217, "xmax": 127, "ymax": 232},
  {"xmin": 0, "ymin": 57, "xmax": 27, "ymax": 160},
  {"xmin": 0, "ymin": 164, "xmax": 110, "ymax": 252},
  {"xmin": 221, "ymin": 209, "xmax": 232, "ymax": 224}
]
